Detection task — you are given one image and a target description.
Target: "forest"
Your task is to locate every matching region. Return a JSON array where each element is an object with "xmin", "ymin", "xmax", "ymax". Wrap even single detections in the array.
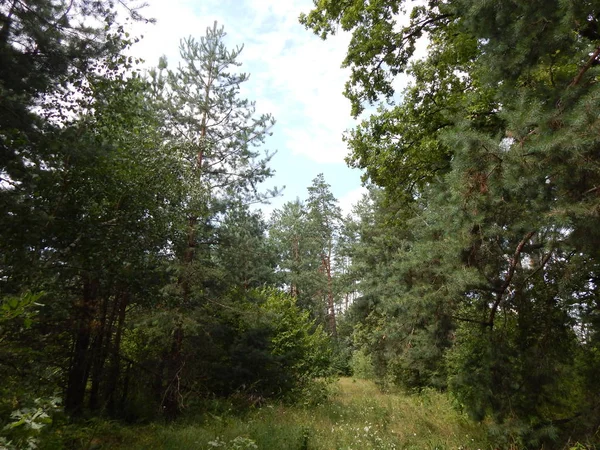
[{"xmin": 2, "ymin": 0, "xmax": 600, "ymax": 449}]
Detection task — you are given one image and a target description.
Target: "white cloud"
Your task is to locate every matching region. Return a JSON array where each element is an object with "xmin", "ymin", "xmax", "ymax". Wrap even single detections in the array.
[
  {"xmin": 232, "ymin": 1, "xmax": 355, "ymax": 164},
  {"xmin": 125, "ymin": 0, "xmax": 226, "ymax": 68},
  {"xmin": 284, "ymin": 126, "xmax": 349, "ymax": 164},
  {"xmin": 125, "ymin": 0, "xmax": 428, "ymax": 210},
  {"xmin": 339, "ymin": 186, "xmax": 368, "ymax": 216},
  {"xmin": 127, "ymin": 0, "xmax": 357, "ymax": 166}
]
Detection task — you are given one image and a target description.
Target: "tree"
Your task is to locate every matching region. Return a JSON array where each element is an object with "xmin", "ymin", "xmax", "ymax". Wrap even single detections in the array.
[
  {"xmin": 148, "ymin": 22, "xmax": 278, "ymax": 418},
  {"xmin": 60, "ymin": 73, "xmax": 185, "ymax": 417},
  {"xmin": 269, "ymin": 199, "xmax": 311, "ymax": 300},
  {"xmin": 303, "ymin": 0, "xmax": 600, "ymax": 445},
  {"xmin": 214, "ymin": 203, "xmax": 278, "ymax": 291},
  {"xmin": 306, "ymin": 174, "xmax": 342, "ymax": 336},
  {"xmin": 269, "ymin": 198, "xmax": 331, "ymax": 324},
  {"xmin": 151, "ymin": 21, "xmax": 277, "ymax": 301},
  {"xmin": 0, "ymin": 0, "xmax": 183, "ymax": 419},
  {"xmin": 0, "ymin": 0, "xmax": 146, "ymax": 178},
  {"xmin": 1, "ymin": 66, "xmax": 186, "ymax": 419},
  {"xmin": 269, "ymin": 175, "xmax": 343, "ymax": 336}
]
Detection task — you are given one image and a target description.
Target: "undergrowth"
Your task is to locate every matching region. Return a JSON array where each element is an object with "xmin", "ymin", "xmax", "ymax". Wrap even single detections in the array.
[{"xmin": 39, "ymin": 378, "xmax": 492, "ymax": 449}]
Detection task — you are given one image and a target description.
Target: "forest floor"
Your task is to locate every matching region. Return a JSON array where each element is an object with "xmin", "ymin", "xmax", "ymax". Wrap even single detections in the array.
[{"xmin": 86, "ymin": 378, "xmax": 490, "ymax": 449}]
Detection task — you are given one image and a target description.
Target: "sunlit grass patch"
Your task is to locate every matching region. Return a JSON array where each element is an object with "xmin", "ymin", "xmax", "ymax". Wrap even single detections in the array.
[{"xmin": 81, "ymin": 378, "xmax": 490, "ymax": 450}]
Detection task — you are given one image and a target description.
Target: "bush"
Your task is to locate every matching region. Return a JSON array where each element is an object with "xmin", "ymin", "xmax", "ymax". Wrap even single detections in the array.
[
  {"xmin": 115, "ymin": 288, "xmax": 333, "ymax": 419},
  {"xmin": 349, "ymin": 349, "xmax": 375, "ymax": 380},
  {"xmin": 260, "ymin": 289, "xmax": 332, "ymax": 400}
]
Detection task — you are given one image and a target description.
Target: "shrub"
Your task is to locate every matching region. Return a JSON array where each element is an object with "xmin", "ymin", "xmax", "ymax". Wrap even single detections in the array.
[{"xmin": 350, "ymin": 349, "xmax": 375, "ymax": 380}]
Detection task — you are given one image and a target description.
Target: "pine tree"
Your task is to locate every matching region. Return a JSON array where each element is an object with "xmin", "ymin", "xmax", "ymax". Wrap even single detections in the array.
[
  {"xmin": 306, "ymin": 174, "xmax": 342, "ymax": 336},
  {"xmin": 269, "ymin": 199, "xmax": 311, "ymax": 300},
  {"xmin": 303, "ymin": 0, "xmax": 600, "ymax": 443},
  {"xmin": 149, "ymin": 22, "xmax": 277, "ymax": 417},
  {"xmin": 269, "ymin": 175, "xmax": 343, "ymax": 336}
]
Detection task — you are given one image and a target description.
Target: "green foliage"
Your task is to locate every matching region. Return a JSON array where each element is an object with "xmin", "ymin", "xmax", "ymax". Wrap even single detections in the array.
[
  {"xmin": 262, "ymin": 289, "xmax": 332, "ymax": 382},
  {"xmin": 0, "ymin": 292, "xmax": 44, "ymax": 329},
  {"xmin": 269, "ymin": 200, "xmax": 319, "ymax": 312},
  {"xmin": 114, "ymin": 288, "xmax": 331, "ymax": 419},
  {"xmin": 0, "ymin": 0, "xmax": 182, "ymax": 419},
  {"xmin": 0, "ymin": 396, "xmax": 62, "ymax": 450},
  {"xmin": 268, "ymin": 175, "xmax": 344, "ymax": 335},
  {"xmin": 215, "ymin": 206, "xmax": 278, "ymax": 291},
  {"xmin": 302, "ymin": 0, "xmax": 600, "ymax": 446},
  {"xmin": 349, "ymin": 349, "xmax": 375, "ymax": 380},
  {"xmin": 58, "ymin": 379, "xmax": 490, "ymax": 450}
]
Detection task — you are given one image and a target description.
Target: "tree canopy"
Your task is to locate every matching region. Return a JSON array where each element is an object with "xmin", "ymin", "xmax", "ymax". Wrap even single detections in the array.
[
  {"xmin": 302, "ymin": 0, "xmax": 600, "ymax": 447},
  {"xmin": 3, "ymin": 1, "xmax": 600, "ymax": 448}
]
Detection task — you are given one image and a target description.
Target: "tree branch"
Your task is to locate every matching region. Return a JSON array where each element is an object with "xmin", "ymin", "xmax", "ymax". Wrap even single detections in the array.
[
  {"xmin": 488, "ymin": 231, "xmax": 536, "ymax": 328},
  {"xmin": 569, "ymin": 45, "xmax": 600, "ymax": 87}
]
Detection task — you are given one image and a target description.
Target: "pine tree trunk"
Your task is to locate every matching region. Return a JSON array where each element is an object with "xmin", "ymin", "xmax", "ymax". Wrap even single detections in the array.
[
  {"xmin": 182, "ymin": 216, "xmax": 197, "ymax": 303},
  {"xmin": 162, "ymin": 321, "xmax": 184, "ymax": 420},
  {"xmin": 89, "ymin": 293, "xmax": 110, "ymax": 411},
  {"xmin": 291, "ymin": 235, "xmax": 299, "ymax": 297},
  {"xmin": 120, "ymin": 361, "xmax": 133, "ymax": 410},
  {"xmin": 65, "ymin": 275, "xmax": 98, "ymax": 416},
  {"xmin": 325, "ymin": 247, "xmax": 337, "ymax": 337},
  {"xmin": 105, "ymin": 291, "xmax": 128, "ymax": 415}
]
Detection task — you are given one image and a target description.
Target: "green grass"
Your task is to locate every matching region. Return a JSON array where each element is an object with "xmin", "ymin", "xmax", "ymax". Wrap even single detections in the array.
[{"xmin": 72, "ymin": 378, "xmax": 490, "ymax": 449}]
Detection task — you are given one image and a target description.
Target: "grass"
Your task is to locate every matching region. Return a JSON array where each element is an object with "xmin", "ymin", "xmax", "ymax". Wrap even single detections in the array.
[{"xmin": 71, "ymin": 378, "xmax": 490, "ymax": 449}]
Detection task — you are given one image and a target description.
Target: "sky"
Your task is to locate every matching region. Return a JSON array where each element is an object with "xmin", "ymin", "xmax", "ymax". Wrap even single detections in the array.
[{"xmin": 125, "ymin": 0, "xmax": 368, "ymax": 217}]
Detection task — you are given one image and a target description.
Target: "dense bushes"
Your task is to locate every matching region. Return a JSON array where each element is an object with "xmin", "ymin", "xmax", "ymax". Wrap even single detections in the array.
[{"xmin": 85, "ymin": 288, "xmax": 332, "ymax": 421}]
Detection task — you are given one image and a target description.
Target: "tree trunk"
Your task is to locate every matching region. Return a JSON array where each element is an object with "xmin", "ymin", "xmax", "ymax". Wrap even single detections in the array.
[
  {"xmin": 105, "ymin": 291, "xmax": 128, "ymax": 415},
  {"xmin": 120, "ymin": 361, "xmax": 133, "ymax": 411},
  {"xmin": 325, "ymin": 247, "xmax": 337, "ymax": 337},
  {"xmin": 162, "ymin": 321, "xmax": 184, "ymax": 420},
  {"xmin": 89, "ymin": 292, "xmax": 111, "ymax": 411},
  {"xmin": 181, "ymin": 216, "xmax": 198, "ymax": 303},
  {"xmin": 65, "ymin": 275, "xmax": 98, "ymax": 417},
  {"xmin": 290, "ymin": 235, "xmax": 299, "ymax": 297}
]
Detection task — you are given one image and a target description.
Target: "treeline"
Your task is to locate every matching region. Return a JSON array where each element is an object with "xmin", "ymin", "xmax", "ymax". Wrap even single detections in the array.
[
  {"xmin": 302, "ymin": 0, "xmax": 600, "ymax": 448},
  {"xmin": 0, "ymin": 2, "xmax": 335, "ymax": 446},
  {"xmin": 5, "ymin": 0, "xmax": 600, "ymax": 449}
]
